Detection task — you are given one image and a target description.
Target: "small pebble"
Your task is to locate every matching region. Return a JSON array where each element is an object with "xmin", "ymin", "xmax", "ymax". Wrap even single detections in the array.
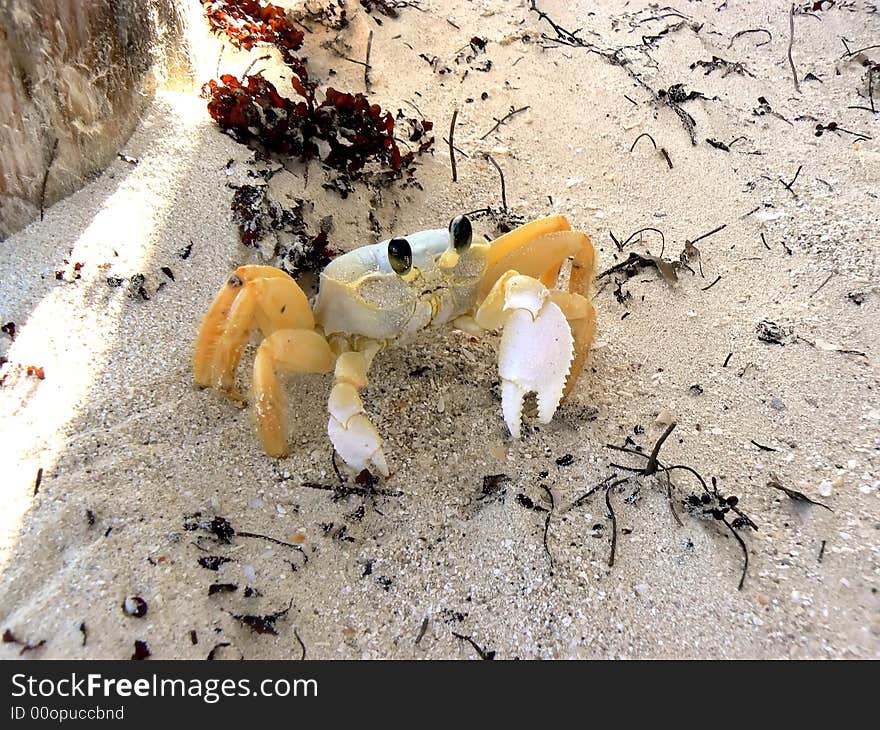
[{"xmin": 817, "ymin": 480, "xmax": 833, "ymax": 497}]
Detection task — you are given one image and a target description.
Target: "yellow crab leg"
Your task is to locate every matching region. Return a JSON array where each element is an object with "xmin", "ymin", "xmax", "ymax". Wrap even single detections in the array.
[
  {"xmin": 485, "ymin": 214, "xmax": 572, "ymax": 269},
  {"xmin": 252, "ymin": 329, "xmax": 335, "ymax": 457},
  {"xmin": 476, "ymin": 217, "xmax": 597, "ymax": 415},
  {"xmin": 549, "ymin": 291, "xmax": 596, "ymax": 398},
  {"xmin": 481, "ymin": 229, "xmax": 593, "ymax": 295},
  {"xmin": 193, "ymin": 266, "xmax": 314, "ymax": 391}
]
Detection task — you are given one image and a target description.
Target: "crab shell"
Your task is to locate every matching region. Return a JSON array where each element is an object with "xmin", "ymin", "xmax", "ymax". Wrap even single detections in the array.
[{"xmin": 314, "ymin": 228, "xmax": 491, "ymax": 339}]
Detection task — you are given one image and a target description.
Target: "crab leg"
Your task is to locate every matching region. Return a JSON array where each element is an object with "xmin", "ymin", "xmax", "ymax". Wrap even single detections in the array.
[
  {"xmin": 252, "ymin": 330, "xmax": 335, "ymax": 457},
  {"xmin": 548, "ymin": 290, "xmax": 596, "ymax": 398},
  {"xmin": 480, "ymin": 220, "xmax": 596, "ymax": 400},
  {"xmin": 327, "ymin": 340, "xmax": 389, "ymax": 476},
  {"xmin": 470, "ymin": 215, "xmax": 597, "ymax": 437},
  {"xmin": 481, "ymin": 229, "xmax": 594, "ymax": 300},
  {"xmin": 194, "ymin": 266, "xmax": 314, "ymax": 393}
]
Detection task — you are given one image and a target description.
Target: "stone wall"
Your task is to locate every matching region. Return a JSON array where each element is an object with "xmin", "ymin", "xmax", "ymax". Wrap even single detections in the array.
[{"xmin": 0, "ymin": 0, "xmax": 191, "ymax": 239}]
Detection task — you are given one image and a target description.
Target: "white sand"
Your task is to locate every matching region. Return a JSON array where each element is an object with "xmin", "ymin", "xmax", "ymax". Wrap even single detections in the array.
[{"xmin": 1, "ymin": 0, "xmax": 878, "ymax": 659}]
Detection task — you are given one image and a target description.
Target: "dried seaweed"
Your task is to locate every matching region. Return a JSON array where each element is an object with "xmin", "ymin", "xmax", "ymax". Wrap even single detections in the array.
[
  {"xmin": 756, "ymin": 319, "xmax": 796, "ymax": 345},
  {"xmin": 767, "ymin": 474, "xmax": 832, "ymax": 511},
  {"xmin": 198, "ymin": 555, "xmax": 234, "ymax": 571},
  {"xmin": 131, "ymin": 640, "xmax": 151, "ymax": 660},
  {"xmin": 529, "ymin": 1, "xmax": 698, "ymax": 144},
  {"xmin": 3, "ymin": 628, "xmax": 46, "ymax": 655},
  {"xmin": 230, "ymin": 598, "xmax": 293, "ymax": 636},
  {"xmin": 201, "ymin": 0, "xmax": 304, "ymax": 61},
  {"xmin": 210, "ymin": 516, "xmax": 236, "ymax": 544},
  {"xmin": 604, "ymin": 485, "xmax": 617, "ymax": 567},
  {"xmin": 598, "ymin": 251, "xmax": 690, "ymax": 284},
  {"xmin": 690, "ymin": 56, "xmax": 754, "ymax": 78},
  {"xmin": 230, "ymin": 185, "xmax": 336, "ymax": 275},
  {"xmin": 479, "ymin": 473, "xmax": 510, "ymax": 500},
  {"xmin": 209, "ymin": 582, "xmax": 239, "ymax": 596},
  {"xmin": 360, "ymin": 0, "xmax": 422, "ymax": 19},
  {"xmin": 205, "ymin": 74, "xmax": 432, "ymax": 186},
  {"xmin": 603, "ymin": 428, "xmax": 756, "ymax": 589}
]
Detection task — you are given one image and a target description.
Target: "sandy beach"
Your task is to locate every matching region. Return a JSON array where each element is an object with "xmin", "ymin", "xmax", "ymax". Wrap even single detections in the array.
[{"xmin": 0, "ymin": 0, "xmax": 878, "ymax": 659}]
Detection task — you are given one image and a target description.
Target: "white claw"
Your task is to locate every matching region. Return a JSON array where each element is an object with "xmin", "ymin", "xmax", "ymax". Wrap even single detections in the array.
[
  {"xmin": 501, "ymin": 380, "xmax": 527, "ymax": 438},
  {"xmin": 327, "ymin": 382, "xmax": 389, "ymax": 476},
  {"xmin": 497, "ymin": 277, "xmax": 574, "ymax": 438}
]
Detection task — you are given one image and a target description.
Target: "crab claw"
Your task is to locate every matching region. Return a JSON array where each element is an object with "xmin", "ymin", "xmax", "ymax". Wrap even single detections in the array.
[
  {"xmin": 496, "ymin": 276, "xmax": 575, "ymax": 438},
  {"xmin": 328, "ymin": 382, "xmax": 389, "ymax": 476}
]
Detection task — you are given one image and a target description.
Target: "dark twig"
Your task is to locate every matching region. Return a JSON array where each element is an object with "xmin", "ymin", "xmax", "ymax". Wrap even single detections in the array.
[
  {"xmin": 689, "ymin": 223, "xmax": 727, "ymax": 246},
  {"xmin": 722, "ymin": 517, "xmax": 748, "ymax": 590},
  {"xmin": 620, "ymin": 226, "xmax": 665, "ymax": 252},
  {"xmin": 701, "ymin": 274, "xmax": 722, "ymax": 291},
  {"xmin": 645, "ymin": 422, "xmax": 676, "ymax": 476},
  {"xmin": 242, "ymin": 54, "xmax": 270, "ymax": 78},
  {"xmin": 664, "ymin": 469, "xmax": 683, "ymax": 527},
  {"xmin": 780, "ymin": 164, "xmax": 802, "ymax": 194},
  {"xmin": 449, "ymin": 109, "xmax": 459, "ymax": 183},
  {"xmin": 364, "ymin": 30, "xmax": 374, "ymax": 92},
  {"xmin": 451, "ymin": 632, "xmax": 495, "ymax": 660},
  {"xmin": 301, "ymin": 480, "xmax": 403, "ymax": 499},
  {"xmin": 294, "ymin": 628, "xmax": 307, "ymax": 660},
  {"xmin": 540, "ymin": 485, "xmax": 555, "ymax": 571},
  {"xmin": 760, "ymin": 232, "xmax": 771, "ymax": 250},
  {"xmin": 818, "ymin": 540, "xmax": 826, "ymax": 562},
  {"xmin": 40, "ymin": 138, "xmax": 59, "ymax": 221},
  {"xmin": 237, "ymin": 530, "xmax": 306, "ymax": 554},
  {"xmin": 750, "ymin": 439, "xmax": 777, "ymax": 452},
  {"xmin": 486, "ymin": 155, "xmax": 507, "ymax": 213},
  {"xmin": 33, "ymin": 467, "xmax": 43, "ymax": 496},
  {"xmin": 729, "ymin": 28, "xmax": 772, "ymax": 48},
  {"xmin": 605, "ymin": 486, "xmax": 617, "ymax": 568},
  {"xmin": 787, "ymin": 4, "xmax": 800, "ymax": 94},
  {"xmin": 480, "ymin": 106, "xmax": 530, "ymax": 140},
  {"xmin": 569, "ymin": 474, "xmax": 618, "ymax": 510},
  {"xmin": 767, "ymin": 477, "xmax": 832, "ymax": 511},
  {"xmin": 840, "ymin": 42, "xmax": 880, "ymax": 58},
  {"xmin": 810, "ymin": 271, "xmax": 834, "ymax": 297},
  {"xmin": 415, "ymin": 616, "xmax": 429, "ymax": 645},
  {"xmin": 629, "ymin": 132, "xmax": 657, "ymax": 152},
  {"xmin": 331, "ymin": 451, "xmax": 345, "ymax": 484}
]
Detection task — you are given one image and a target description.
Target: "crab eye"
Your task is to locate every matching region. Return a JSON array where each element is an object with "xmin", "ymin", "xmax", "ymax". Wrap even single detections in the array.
[
  {"xmin": 449, "ymin": 214, "xmax": 472, "ymax": 252},
  {"xmin": 387, "ymin": 237, "xmax": 412, "ymax": 276}
]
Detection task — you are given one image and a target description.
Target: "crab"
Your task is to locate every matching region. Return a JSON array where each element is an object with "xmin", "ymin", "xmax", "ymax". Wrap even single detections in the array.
[{"xmin": 193, "ymin": 214, "xmax": 596, "ymax": 475}]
